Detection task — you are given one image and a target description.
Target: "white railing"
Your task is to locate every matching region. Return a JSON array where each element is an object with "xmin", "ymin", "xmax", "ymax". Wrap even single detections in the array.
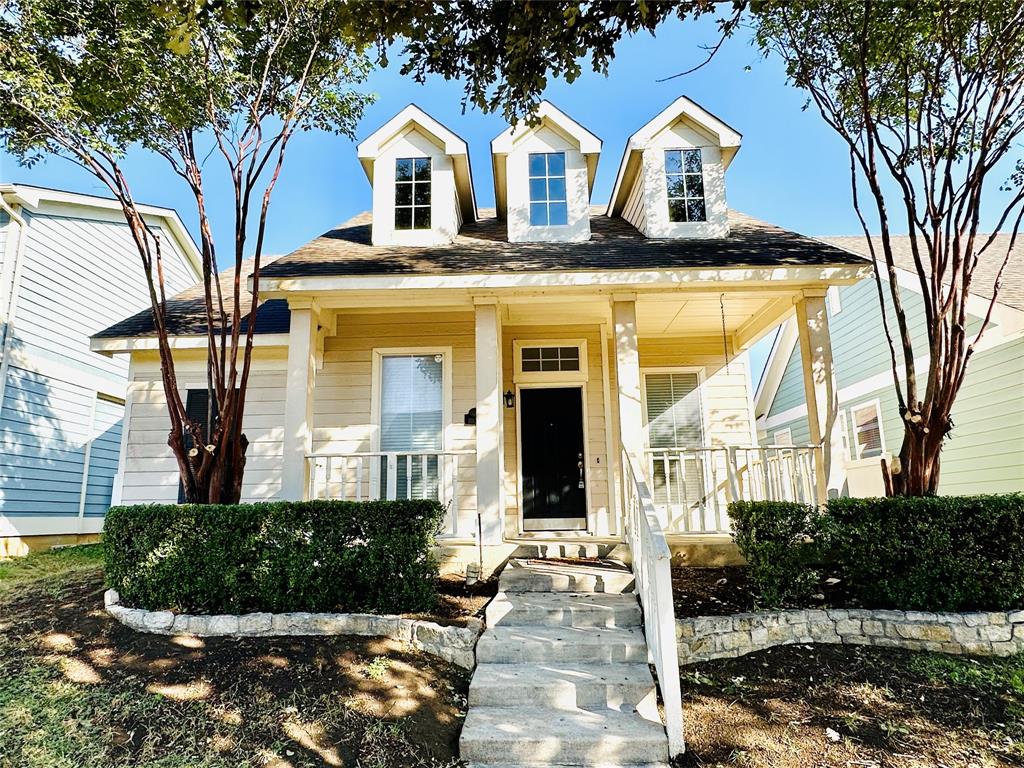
[
  {"xmin": 306, "ymin": 451, "xmax": 475, "ymax": 538},
  {"xmin": 623, "ymin": 449, "xmax": 685, "ymax": 759},
  {"xmin": 644, "ymin": 445, "xmax": 821, "ymax": 534}
]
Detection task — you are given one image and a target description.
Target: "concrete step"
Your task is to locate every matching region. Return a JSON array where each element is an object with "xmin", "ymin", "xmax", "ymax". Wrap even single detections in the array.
[
  {"xmin": 466, "ymin": 763, "xmax": 669, "ymax": 768},
  {"xmin": 500, "ymin": 559, "xmax": 636, "ymax": 594},
  {"xmin": 469, "ymin": 662, "xmax": 656, "ymax": 712},
  {"xmin": 486, "ymin": 592, "xmax": 642, "ymax": 629},
  {"xmin": 476, "ymin": 625, "xmax": 649, "ymax": 664},
  {"xmin": 510, "ymin": 542, "xmax": 613, "ymax": 560},
  {"xmin": 460, "ymin": 705, "xmax": 669, "ymax": 766}
]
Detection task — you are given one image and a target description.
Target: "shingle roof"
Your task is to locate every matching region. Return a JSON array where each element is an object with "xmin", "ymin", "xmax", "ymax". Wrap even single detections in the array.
[
  {"xmin": 92, "ymin": 256, "xmax": 290, "ymax": 339},
  {"xmin": 821, "ymin": 234, "xmax": 1024, "ymax": 312},
  {"xmin": 259, "ymin": 208, "xmax": 870, "ymax": 279}
]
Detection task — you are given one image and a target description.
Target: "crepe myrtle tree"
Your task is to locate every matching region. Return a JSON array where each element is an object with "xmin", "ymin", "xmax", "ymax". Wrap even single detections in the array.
[
  {"xmin": 0, "ymin": 0, "xmax": 373, "ymax": 503},
  {"xmin": 364, "ymin": 0, "xmax": 1024, "ymax": 496}
]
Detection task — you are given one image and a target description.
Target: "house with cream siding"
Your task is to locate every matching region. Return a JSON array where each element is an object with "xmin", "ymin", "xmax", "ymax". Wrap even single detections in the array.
[
  {"xmin": 756, "ymin": 236, "xmax": 1024, "ymax": 498},
  {"xmin": 92, "ymin": 97, "xmax": 872, "ymax": 568},
  {"xmin": 0, "ymin": 184, "xmax": 202, "ymax": 556}
]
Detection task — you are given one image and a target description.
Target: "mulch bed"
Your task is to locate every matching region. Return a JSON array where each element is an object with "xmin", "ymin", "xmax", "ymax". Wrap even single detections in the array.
[
  {"xmin": 675, "ymin": 643, "xmax": 1024, "ymax": 767},
  {"xmin": 404, "ymin": 574, "xmax": 498, "ymax": 627},
  {"xmin": 0, "ymin": 568, "xmax": 472, "ymax": 767},
  {"xmin": 672, "ymin": 566, "xmax": 859, "ymax": 618}
]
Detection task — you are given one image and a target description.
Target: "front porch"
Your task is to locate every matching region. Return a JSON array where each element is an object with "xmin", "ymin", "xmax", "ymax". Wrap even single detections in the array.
[{"xmin": 281, "ymin": 287, "xmax": 839, "ymax": 561}]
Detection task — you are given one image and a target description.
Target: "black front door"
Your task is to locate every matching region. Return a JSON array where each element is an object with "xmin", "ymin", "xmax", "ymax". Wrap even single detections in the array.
[{"xmin": 520, "ymin": 387, "xmax": 587, "ymax": 531}]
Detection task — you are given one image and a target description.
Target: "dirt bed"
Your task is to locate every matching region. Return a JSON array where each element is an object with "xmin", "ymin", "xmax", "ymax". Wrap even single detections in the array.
[
  {"xmin": 676, "ymin": 643, "xmax": 1024, "ymax": 767},
  {"xmin": 0, "ymin": 559, "xmax": 472, "ymax": 768},
  {"xmin": 673, "ymin": 566, "xmax": 859, "ymax": 618}
]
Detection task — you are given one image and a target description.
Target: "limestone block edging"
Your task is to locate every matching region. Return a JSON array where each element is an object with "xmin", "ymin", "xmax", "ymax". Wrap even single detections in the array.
[
  {"xmin": 104, "ymin": 589, "xmax": 482, "ymax": 669},
  {"xmin": 677, "ymin": 607, "xmax": 1024, "ymax": 664}
]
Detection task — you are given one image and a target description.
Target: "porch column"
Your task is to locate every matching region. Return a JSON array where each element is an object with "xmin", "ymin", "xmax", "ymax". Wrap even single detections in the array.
[
  {"xmin": 795, "ymin": 290, "xmax": 839, "ymax": 503},
  {"xmin": 612, "ymin": 296, "xmax": 644, "ymax": 475},
  {"xmin": 281, "ymin": 298, "xmax": 319, "ymax": 501},
  {"xmin": 474, "ymin": 299, "xmax": 504, "ymax": 544}
]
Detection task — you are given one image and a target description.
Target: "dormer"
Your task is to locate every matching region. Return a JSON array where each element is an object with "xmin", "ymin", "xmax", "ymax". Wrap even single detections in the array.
[
  {"xmin": 491, "ymin": 101, "xmax": 601, "ymax": 244},
  {"xmin": 357, "ymin": 105, "xmax": 477, "ymax": 247},
  {"xmin": 607, "ymin": 96, "xmax": 741, "ymax": 239}
]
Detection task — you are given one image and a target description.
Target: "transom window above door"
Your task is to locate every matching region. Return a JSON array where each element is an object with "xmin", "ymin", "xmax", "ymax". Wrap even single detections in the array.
[
  {"xmin": 395, "ymin": 157, "xmax": 431, "ymax": 230},
  {"xmin": 514, "ymin": 340, "xmax": 588, "ymax": 383},
  {"xmin": 528, "ymin": 152, "xmax": 568, "ymax": 226},
  {"xmin": 665, "ymin": 148, "xmax": 706, "ymax": 223}
]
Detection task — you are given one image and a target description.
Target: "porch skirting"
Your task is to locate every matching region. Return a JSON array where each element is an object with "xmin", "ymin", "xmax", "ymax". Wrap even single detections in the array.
[
  {"xmin": 677, "ymin": 607, "xmax": 1024, "ymax": 664},
  {"xmin": 104, "ymin": 590, "xmax": 483, "ymax": 669}
]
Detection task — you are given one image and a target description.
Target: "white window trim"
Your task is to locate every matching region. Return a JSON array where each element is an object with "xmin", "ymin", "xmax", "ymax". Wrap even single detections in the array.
[
  {"xmin": 513, "ymin": 338, "xmax": 589, "ymax": 384},
  {"xmin": 772, "ymin": 427, "xmax": 793, "ymax": 447},
  {"xmin": 527, "ymin": 151, "xmax": 569, "ymax": 228},
  {"xmin": 849, "ymin": 398, "xmax": 886, "ymax": 460},
  {"xmin": 664, "ymin": 147, "xmax": 706, "ymax": 224},
  {"xmin": 836, "ymin": 409, "xmax": 852, "ymax": 464},
  {"xmin": 639, "ymin": 366, "xmax": 708, "ymax": 451},
  {"xmin": 370, "ymin": 346, "xmax": 453, "ymax": 454}
]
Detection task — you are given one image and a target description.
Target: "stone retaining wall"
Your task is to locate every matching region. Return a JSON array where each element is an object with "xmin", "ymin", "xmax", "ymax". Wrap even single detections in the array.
[
  {"xmin": 677, "ymin": 607, "xmax": 1024, "ymax": 664},
  {"xmin": 105, "ymin": 590, "xmax": 482, "ymax": 669}
]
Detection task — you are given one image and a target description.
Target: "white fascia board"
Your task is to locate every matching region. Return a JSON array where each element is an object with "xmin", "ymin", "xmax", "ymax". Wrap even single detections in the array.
[
  {"xmin": 90, "ymin": 333, "xmax": 290, "ymax": 355},
  {"xmin": 0, "ymin": 183, "xmax": 203, "ymax": 280},
  {"xmin": 258, "ymin": 263, "xmax": 872, "ymax": 295},
  {"xmin": 754, "ymin": 315, "xmax": 798, "ymax": 418},
  {"xmin": 607, "ymin": 95, "xmax": 742, "ymax": 216}
]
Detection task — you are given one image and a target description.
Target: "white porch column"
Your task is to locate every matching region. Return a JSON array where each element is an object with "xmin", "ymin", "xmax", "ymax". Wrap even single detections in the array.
[
  {"xmin": 613, "ymin": 296, "xmax": 644, "ymax": 472},
  {"xmin": 795, "ymin": 290, "xmax": 840, "ymax": 503},
  {"xmin": 474, "ymin": 299, "xmax": 504, "ymax": 544},
  {"xmin": 281, "ymin": 298, "xmax": 319, "ymax": 501}
]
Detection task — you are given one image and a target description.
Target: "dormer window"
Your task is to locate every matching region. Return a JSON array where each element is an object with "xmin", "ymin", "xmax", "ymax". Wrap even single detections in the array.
[
  {"xmin": 665, "ymin": 149, "xmax": 706, "ymax": 223},
  {"xmin": 528, "ymin": 152, "xmax": 569, "ymax": 227},
  {"xmin": 395, "ymin": 157, "xmax": 432, "ymax": 230}
]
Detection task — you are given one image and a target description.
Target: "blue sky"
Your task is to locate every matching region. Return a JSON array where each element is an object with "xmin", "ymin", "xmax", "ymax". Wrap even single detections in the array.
[{"xmin": 2, "ymin": 17, "xmax": 1014, "ymax": 382}]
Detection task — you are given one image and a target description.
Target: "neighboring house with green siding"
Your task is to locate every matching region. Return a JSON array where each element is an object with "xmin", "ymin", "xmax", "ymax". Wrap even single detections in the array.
[
  {"xmin": 755, "ymin": 235, "xmax": 1023, "ymax": 497},
  {"xmin": 0, "ymin": 184, "xmax": 201, "ymax": 556}
]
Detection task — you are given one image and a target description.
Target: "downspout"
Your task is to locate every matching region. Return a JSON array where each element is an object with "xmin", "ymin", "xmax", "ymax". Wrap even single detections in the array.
[{"xmin": 0, "ymin": 190, "xmax": 28, "ymax": 414}]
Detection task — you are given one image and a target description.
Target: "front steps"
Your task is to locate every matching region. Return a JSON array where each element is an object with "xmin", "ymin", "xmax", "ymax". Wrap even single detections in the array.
[{"xmin": 462, "ymin": 558, "xmax": 670, "ymax": 768}]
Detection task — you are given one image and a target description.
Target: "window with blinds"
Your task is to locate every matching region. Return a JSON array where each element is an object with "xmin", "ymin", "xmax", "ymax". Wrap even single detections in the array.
[
  {"xmin": 379, "ymin": 354, "xmax": 443, "ymax": 499},
  {"xmin": 643, "ymin": 371, "xmax": 705, "ymax": 506},
  {"xmin": 852, "ymin": 402, "xmax": 883, "ymax": 459}
]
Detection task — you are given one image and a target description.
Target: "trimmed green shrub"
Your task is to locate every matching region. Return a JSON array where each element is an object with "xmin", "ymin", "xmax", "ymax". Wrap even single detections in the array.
[
  {"xmin": 823, "ymin": 494, "xmax": 1024, "ymax": 612},
  {"xmin": 103, "ymin": 499, "xmax": 445, "ymax": 614},
  {"xmin": 729, "ymin": 500, "xmax": 822, "ymax": 607}
]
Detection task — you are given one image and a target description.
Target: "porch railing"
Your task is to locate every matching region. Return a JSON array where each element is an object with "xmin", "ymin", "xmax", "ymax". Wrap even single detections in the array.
[
  {"xmin": 644, "ymin": 445, "xmax": 820, "ymax": 534},
  {"xmin": 306, "ymin": 451, "xmax": 475, "ymax": 538},
  {"xmin": 622, "ymin": 449, "xmax": 685, "ymax": 758}
]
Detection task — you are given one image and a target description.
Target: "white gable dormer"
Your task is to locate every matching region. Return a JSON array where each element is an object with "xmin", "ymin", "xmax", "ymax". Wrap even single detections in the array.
[
  {"xmin": 357, "ymin": 105, "xmax": 477, "ymax": 247},
  {"xmin": 607, "ymin": 96, "xmax": 741, "ymax": 239},
  {"xmin": 491, "ymin": 101, "xmax": 601, "ymax": 244}
]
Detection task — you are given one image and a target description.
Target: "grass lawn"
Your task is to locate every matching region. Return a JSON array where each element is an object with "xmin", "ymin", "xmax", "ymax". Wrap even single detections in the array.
[
  {"xmin": 677, "ymin": 643, "xmax": 1024, "ymax": 767},
  {"xmin": 0, "ymin": 545, "xmax": 470, "ymax": 768}
]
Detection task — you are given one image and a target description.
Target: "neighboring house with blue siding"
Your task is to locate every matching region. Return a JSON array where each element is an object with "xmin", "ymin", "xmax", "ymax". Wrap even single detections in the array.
[
  {"xmin": 756, "ymin": 235, "xmax": 1024, "ymax": 498},
  {"xmin": 0, "ymin": 184, "xmax": 201, "ymax": 556}
]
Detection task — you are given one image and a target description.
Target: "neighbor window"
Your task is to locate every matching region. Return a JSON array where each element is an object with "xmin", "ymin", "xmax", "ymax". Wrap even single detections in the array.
[
  {"xmin": 395, "ymin": 157, "xmax": 431, "ymax": 230},
  {"xmin": 379, "ymin": 353, "xmax": 443, "ymax": 498},
  {"xmin": 665, "ymin": 148, "xmax": 706, "ymax": 223},
  {"xmin": 644, "ymin": 371, "xmax": 705, "ymax": 506},
  {"xmin": 521, "ymin": 346, "xmax": 580, "ymax": 373},
  {"xmin": 528, "ymin": 152, "xmax": 568, "ymax": 226},
  {"xmin": 772, "ymin": 428, "xmax": 793, "ymax": 446},
  {"xmin": 851, "ymin": 402, "xmax": 884, "ymax": 459}
]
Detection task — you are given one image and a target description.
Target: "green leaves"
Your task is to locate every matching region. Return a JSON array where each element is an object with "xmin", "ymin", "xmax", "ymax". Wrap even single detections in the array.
[{"xmin": 103, "ymin": 499, "xmax": 446, "ymax": 615}]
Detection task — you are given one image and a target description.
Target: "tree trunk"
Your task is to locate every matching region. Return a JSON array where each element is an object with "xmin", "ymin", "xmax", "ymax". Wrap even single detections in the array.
[{"xmin": 888, "ymin": 414, "xmax": 948, "ymax": 496}]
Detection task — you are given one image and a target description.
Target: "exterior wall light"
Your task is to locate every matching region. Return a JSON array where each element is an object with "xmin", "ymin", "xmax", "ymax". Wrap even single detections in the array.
[{"xmin": 503, "ymin": 389, "xmax": 515, "ymax": 408}]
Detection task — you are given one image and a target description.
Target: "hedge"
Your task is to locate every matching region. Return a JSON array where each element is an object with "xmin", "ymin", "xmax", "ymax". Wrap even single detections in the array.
[
  {"xmin": 729, "ymin": 500, "xmax": 822, "ymax": 606},
  {"xmin": 728, "ymin": 493, "xmax": 1024, "ymax": 612},
  {"xmin": 823, "ymin": 494, "xmax": 1024, "ymax": 612},
  {"xmin": 103, "ymin": 500, "xmax": 445, "ymax": 615}
]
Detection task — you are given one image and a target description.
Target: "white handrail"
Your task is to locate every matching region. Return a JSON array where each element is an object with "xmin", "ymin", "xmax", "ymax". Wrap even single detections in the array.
[
  {"xmin": 306, "ymin": 450, "xmax": 475, "ymax": 538},
  {"xmin": 622, "ymin": 449, "xmax": 685, "ymax": 759}
]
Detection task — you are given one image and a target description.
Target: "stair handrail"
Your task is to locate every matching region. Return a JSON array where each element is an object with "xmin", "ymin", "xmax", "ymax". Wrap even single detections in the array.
[{"xmin": 622, "ymin": 448, "xmax": 685, "ymax": 758}]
